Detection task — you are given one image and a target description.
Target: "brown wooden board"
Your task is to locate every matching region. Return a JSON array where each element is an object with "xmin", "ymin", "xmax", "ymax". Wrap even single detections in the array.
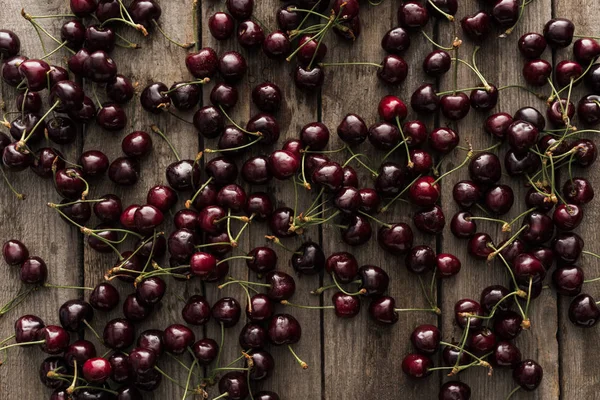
[
  {"xmin": 438, "ymin": 0, "xmax": 559, "ymax": 399},
  {"xmin": 554, "ymin": 0, "xmax": 600, "ymax": 398},
  {"xmin": 320, "ymin": 3, "xmax": 439, "ymax": 399},
  {"xmin": 0, "ymin": 1, "xmax": 81, "ymax": 399}
]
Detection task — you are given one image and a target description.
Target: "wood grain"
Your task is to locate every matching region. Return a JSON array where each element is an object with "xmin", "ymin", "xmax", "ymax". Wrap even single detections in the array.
[
  {"xmin": 320, "ymin": 3, "xmax": 439, "ymax": 399},
  {"xmin": 554, "ymin": 0, "xmax": 600, "ymax": 398},
  {"xmin": 438, "ymin": 0, "xmax": 559, "ymax": 399},
  {"xmin": 0, "ymin": 1, "xmax": 81, "ymax": 399}
]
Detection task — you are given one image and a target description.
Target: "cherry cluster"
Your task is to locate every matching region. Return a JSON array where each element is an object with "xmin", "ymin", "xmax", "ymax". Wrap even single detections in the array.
[{"xmin": 1, "ymin": 0, "xmax": 600, "ymax": 399}]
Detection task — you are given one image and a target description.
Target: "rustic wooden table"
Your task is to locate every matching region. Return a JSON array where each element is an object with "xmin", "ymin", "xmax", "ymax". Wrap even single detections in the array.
[{"xmin": 0, "ymin": 0, "xmax": 599, "ymax": 399}]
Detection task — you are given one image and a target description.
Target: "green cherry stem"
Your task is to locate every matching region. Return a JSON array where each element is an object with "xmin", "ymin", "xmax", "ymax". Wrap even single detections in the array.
[
  {"xmin": 380, "ymin": 174, "xmax": 423, "ymax": 213},
  {"xmin": 427, "ymin": 0, "xmax": 454, "ymax": 21},
  {"xmin": 151, "ymin": 124, "xmax": 181, "ymax": 161}
]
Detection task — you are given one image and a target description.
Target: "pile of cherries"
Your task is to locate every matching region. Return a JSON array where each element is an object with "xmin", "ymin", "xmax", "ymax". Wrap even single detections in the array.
[{"xmin": 2, "ymin": 0, "xmax": 600, "ymax": 399}]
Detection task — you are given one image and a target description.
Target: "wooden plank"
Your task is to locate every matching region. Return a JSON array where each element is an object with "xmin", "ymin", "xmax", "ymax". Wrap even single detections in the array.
[
  {"xmin": 438, "ymin": 0, "xmax": 559, "ymax": 399},
  {"xmin": 320, "ymin": 3, "xmax": 439, "ymax": 399},
  {"xmin": 0, "ymin": 1, "xmax": 82, "ymax": 399},
  {"xmin": 81, "ymin": 1, "xmax": 198, "ymax": 399},
  {"xmin": 554, "ymin": 1, "xmax": 600, "ymax": 398}
]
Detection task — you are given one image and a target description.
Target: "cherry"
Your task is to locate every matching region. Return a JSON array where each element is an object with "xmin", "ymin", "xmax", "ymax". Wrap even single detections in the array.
[
  {"xmin": 263, "ymin": 30, "xmax": 292, "ymax": 59},
  {"xmin": 443, "ymin": 342, "xmax": 471, "ymax": 367},
  {"xmin": 494, "ymin": 311, "xmax": 523, "ymax": 340},
  {"xmin": 190, "ymin": 338, "xmax": 218, "ymax": 365},
  {"xmin": 85, "ymin": 25, "xmax": 115, "ymax": 53},
  {"xmin": 128, "ymin": 347, "xmax": 157, "ymax": 376},
  {"xmin": 167, "ymin": 82, "xmax": 200, "ymax": 111},
  {"xmin": 452, "ymin": 180, "xmax": 482, "ymax": 209},
  {"xmin": 428, "ymin": 127, "xmax": 459, "ymax": 153},
  {"xmin": 401, "ymin": 353, "xmax": 432, "ymax": 379},
  {"xmin": 16, "ymin": 91, "xmax": 42, "ymax": 113},
  {"xmin": 552, "ymin": 265, "xmax": 584, "ymax": 296},
  {"xmin": 440, "ymin": 92, "xmax": 471, "ymax": 120},
  {"xmin": 414, "ymin": 205, "xmax": 445, "ymax": 234},
  {"xmin": 166, "ymin": 160, "xmax": 202, "ymax": 191},
  {"xmin": 129, "ymin": 0, "xmax": 162, "ymax": 29},
  {"xmin": 468, "ymin": 152, "xmax": 501, "ymax": 185},
  {"xmin": 450, "ymin": 211, "xmax": 476, "ymax": 238},
  {"xmin": 218, "ymin": 51, "xmax": 247, "ymax": 83},
  {"xmin": 359, "ymin": 188, "xmax": 381, "ymax": 214},
  {"xmin": 212, "ymin": 297, "xmax": 242, "ymax": 328},
  {"xmin": 520, "ymin": 212, "xmax": 554, "ymax": 245},
  {"xmin": 381, "ymin": 27, "xmax": 410, "ymax": 54},
  {"xmin": 555, "ymin": 60, "xmax": 583, "ymax": 88},
  {"xmin": 544, "ymin": 18, "xmax": 574, "ymax": 48},
  {"xmin": 238, "ymin": 20, "xmax": 265, "ymax": 49},
  {"xmin": 301, "ymin": 122, "xmax": 329, "ymax": 150},
  {"xmin": 268, "ymin": 150, "xmax": 299, "ymax": 180},
  {"xmin": 0, "ymin": 29, "xmax": 20, "ymax": 57},
  {"xmin": 586, "ymin": 63, "xmax": 600, "ymax": 91},
  {"xmin": 185, "ymin": 49, "xmax": 217, "ymax": 80},
  {"xmin": 411, "ymin": 324, "xmax": 440, "ymax": 354},
  {"xmin": 19, "ymin": 59, "xmax": 51, "ymax": 91},
  {"xmin": 312, "ymin": 161, "xmax": 344, "ymax": 192},
  {"xmin": 439, "ymin": 381, "xmax": 471, "ymax": 400},
  {"xmin": 467, "ymin": 327, "xmax": 496, "ymax": 357},
  {"xmin": 547, "ymin": 98, "xmax": 575, "ymax": 126},
  {"xmin": 294, "ymin": 64, "xmax": 324, "ymax": 90},
  {"xmin": 263, "ymin": 271, "xmax": 296, "ymax": 300},
  {"xmin": 552, "ymin": 232, "xmax": 584, "ymax": 263},
  {"xmin": 519, "ymin": 32, "xmax": 547, "ymax": 58},
  {"xmin": 217, "ymin": 184, "xmax": 247, "ymax": 211},
  {"xmin": 135, "ymin": 277, "xmax": 166, "ymax": 306},
  {"xmin": 69, "ymin": 96, "xmax": 97, "ymax": 123},
  {"xmin": 343, "ymin": 166, "xmax": 359, "ymax": 187},
  {"xmin": 522, "ymin": 59, "xmax": 552, "ymax": 86},
  {"xmin": 455, "ymin": 298, "xmax": 483, "ymax": 329},
  {"xmin": 60, "ymin": 19, "xmax": 86, "ymax": 51},
  {"xmin": 58, "ymin": 300, "xmax": 94, "ymax": 332},
  {"xmin": 484, "ymin": 184, "xmax": 514, "ymax": 215},
  {"xmin": 578, "ymin": 94, "xmax": 600, "ymax": 125},
  {"xmin": 563, "ymin": 177, "xmax": 594, "ymax": 205},
  {"xmin": 239, "ymin": 323, "xmax": 267, "ymax": 349},
  {"xmin": 145, "ymin": 186, "xmax": 176, "ymax": 214},
  {"xmin": 3, "ymin": 239, "xmax": 29, "ymax": 266},
  {"xmin": 89, "ymin": 282, "xmax": 119, "ymax": 311},
  {"xmin": 108, "ymin": 352, "xmax": 132, "ymax": 384},
  {"xmin": 83, "ymin": 50, "xmax": 117, "ymax": 83},
  {"xmin": 368, "ymin": 122, "xmax": 400, "ymax": 150},
  {"xmin": 97, "ymin": 103, "xmax": 127, "ymax": 131},
  {"xmin": 569, "ymin": 294, "xmax": 600, "ymax": 327},
  {"xmin": 246, "ymin": 113, "xmax": 280, "ymax": 144},
  {"xmin": 490, "ymin": 0, "xmax": 518, "ymax": 27},
  {"xmin": 492, "ymin": 341, "xmax": 522, "ymax": 368},
  {"xmin": 36, "ymin": 325, "xmax": 70, "ymax": 354},
  {"xmin": 461, "ymin": 11, "xmax": 491, "ymax": 41},
  {"xmin": 468, "ymin": 233, "xmax": 493, "ymax": 260},
  {"xmin": 218, "ymin": 371, "xmax": 250, "ymax": 400},
  {"xmin": 209, "ymin": 12, "xmax": 235, "ymax": 40},
  {"xmin": 437, "ymin": 253, "xmax": 462, "ymax": 278},
  {"xmin": 9, "ymin": 113, "xmax": 45, "ymax": 143},
  {"xmin": 409, "ymin": 176, "xmax": 440, "ymax": 207},
  {"xmin": 2, "ymin": 55, "xmax": 27, "ymax": 87},
  {"xmin": 269, "ymin": 207, "xmax": 294, "ymax": 238},
  {"xmin": 470, "ymin": 85, "xmax": 498, "ymax": 111},
  {"xmin": 82, "ymin": 357, "xmax": 112, "ymax": 384},
  {"xmin": 292, "ymin": 241, "xmax": 325, "ymax": 275},
  {"xmin": 340, "ymin": 214, "xmax": 373, "ymax": 246},
  {"xmin": 64, "ymin": 340, "xmax": 96, "ymax": 368},
  {"xmin": 44, "ymin": 117, "xmax": 76, "ymax": 145},
  {"xmin": 423, "ymin": 50, "xmax": 451, "ymax": 77},
  {"xmin": 2, "ymin": 143, "xmax": 32, "ymax": 171},
  {"xmin": 574, "ymin": 38, "xmax": 600, "ymax": 64},
  {"xmin": 181, "ymin": 295, "xmax": 211, "ymax": 325},
  {"xmin": 572, "ymin": 139, "xmax": 598, "ymax": 167},
  {"xmin": 20, "ymin": 256, "xmax": 48, "ymax": 284},
  {"xmin": 71, "ymin": 0, "xmax": 97, "ymax": 16},
  {"xmin": 334, "ymin": 186, "xmax": 361, "ymax": 214},
  {"xmin": 40, "ymin": 357, "xmax": 70, "ymax": 390},
  {"xmin": 252, "ymin": 82, "xmax": 282, "ymax": 112},
  {"xmin": 553, "ymin": 204, "xmax": 583, "ymax": 231},
  {"xmin": 377, "ymin": 55, "xmax": 408, "ymax": 85},
  {"xmin": 480, "ymin": 285, "xmax": 512, "ymax": 313},
  {"xmin": 513, "ymin": 359, "xmax": 544, "ymax": 391},
  {"xmin": 14, "ymin": 314, "xmax": 44, "ymax": 343},
  {"xmin": 137, "ymin": 329, "xmax": 164, "ymax": 356},
  {"xmin": 398, "ymin": 2, "xmax": 429, "ymax": 29},
  {"xmin": 374, "ymin": 162, "xmax": 404, "ymax": 197},
  {"xmin": 411, "ymin": 84, "xmax": 440, "ymax": 113},
  {"xmin": 123, "ymin": 293, "xmax": 153, "ymax": 322},
  {"xmin": 79, "ymin": 150, "xmax": 109, "ymax": 178},
  {"xmin": 48, "ymin": 66, "xmax": 70, "ymax": 87},
  {"xmin": 358, "ymin": 265, "xmax": 389, "ymax": 297},
  {"xmin": 108, "ymin": 157, "xmax": 139, "ymax": 186},
  {"xmin": 163, "ymin": 324, "xmax": 195, "ymax": 354},
  {"xmin": 103, "ymin": 318, "xmax": 135, "ymax": 350}
]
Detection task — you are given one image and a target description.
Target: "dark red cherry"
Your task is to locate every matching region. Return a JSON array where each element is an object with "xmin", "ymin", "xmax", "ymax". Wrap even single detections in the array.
[
  {"xmin": 83, "ymin": 50, "xmax": 117, "ymax": 83},
  {"xmin": 79, "ymin": 150, "xmax": 109, "ymax": 178},
  {"xmin": 182, "ymin": 295, "xmax": 211, "ymax": 325},
  {"xmin": 334, "ymin": 186, "xmax": 361, "ymax": 214},
  {"xmin": 128, "ymin": 0, "xmax": 162, "ymax": 29},
  {"xmin": 569, "ymin": 294, "xmax": 600, "ymax": 327},
  {"xmin": 423, "ymin": 50, "xmax": 451, "ymax": 77},
  {"xmin": 440, "ymin": 93, "xmax": 470, "ymax": 121},
  {"xmin": 572, "ymin": 139, "xmax": 598, "ymax": 167},
  {"xmin": 168, "ymin": 228, "xmax": 198, "ymax": 262},
  {"xmin": 411, "ymin": 324, "xmax": 440, "ymax": 354},
  {"xmin": 292, "ymin": 241, "xmax": 325, "ymax": 275},
  {"xmin": 128, "ymin": 347, "xmax": 157, "ymax": 376},
  {"xmin": 577, "ymin": 94, "xmax": 600, "ymax": 125},
  {"xmin": 146, "ymin": 186, "xmax": 177, "ymax": 214},
  {"xmin": 82, "ymin": 357, "xmax": 112, "ymax": 384},
  {"xmin": 293, "ymin": 64, "xmax": 324, "ymax": 90},
  {"xmin": 19, "ymin": 59, "xmax": 51, "ymax": 91},
  {"xmin": 409, "ymin": 176, "xmax": 440, "ymax": 207},
  {"xmin": 544, "ymin": 18, "xmax": 574, "ymax": 48},
  {"xmin": 40, "ymin": 357, "xmax": 70, "ymax": 389},
  {"xmin": 411, "ymin": 84, "xmax": 440, "ymax": 113},
  {"xmin": 227, "ymin": 0, "xmax": 253, "ymax": 20},
  {"xmin": 36, "ymin": 325, "xmax": 70, "ymax": 354},
  {"xmin": 555, "ymin": 60, "xmax": 583, "ymax": 88},
  {"xmin": 44, "ymin": 117, "xmax": 76, "ymax": 145},
  {"xmin": 452, "ymin": 180, "xmax": 482, "ymax": 209},
  {"xmin": 135, "ymin": 277, "xmax": 166, "ymax": 306},
  {"xmin": 358, "ymin": 265, "xmax": 389, "ymax": 297},
  {"xmin": 429, "ymin": 127, "xmax": 458, "ymax": 153},
  {"xmin": 264, "ymin": 271, "xmax": 296, "ymax": 300},
  {"xmin": 247, "ymin": 294, "xmax": 274, "ymax": 322},
  {"xmin": 480, "ymin": 285, "xmax": 513, "ymax": 314},
  {"xmin": 14, "ymin": 314, "xmax": 44, "ymax": 343},
  {"xmin": 69, "ymin": 96, "xmax": 97, "ymax": 123},
  {"xmin": 239, "ymin": 323, "xmax": 267, "ymax": 350},
  {"xmin": 166, "ymin": 160, "xmax": 201, "ymax": 191},
  {"xmin": 484, "ymin": 112, "xmax": 513, "ymax": 139},
  {"xmin": 398, "ymin": 2, "xmax": 429, "ymax": 29},
  {"xmin": 381, "ymin": 27, "xmax": 410, "ymax": 54},
  {"xmin": 163, "ymin": 324, "xmax": 195, "ymax": 354},
  {"xmin": 513, "ymin": 359, "xmax": 544, "ymax": 391},
  {"xmin": 461, "ymin": 11, "xmax": 491, "ymax": 41},
  {"xmin": 553, "ymin": 265, "xmax": 584, "ymax": 296},
  {"xmin": 277, "ymin": 5, "xmax": 301, "ymax": 30},
  {"xmin": 218, "ymin": 371, "xmax": 250, "ymax": 400},
  {"xmin": 553, "ymin": 204, "xmax": 583, "ymax": 231},
  {"xmin": 368, "ymin": 122, "xmax": 400, "ymax": 150},
  {"xmin": 209, "ymin": 12, "xmax": 235, "ymax": 40},
  {"xmin": 212, "ymin": 297, "xmax": 242, "ymax": 328},
  {"xmin": 439, "ymin": 381, "xmax": 471, "ymax": 400},
  {"xmin": 401, "ymin": 353, "xmax": 432, "ymax": 379},
  {"xmin": 484, "ymin": 185, "xmax": 514, "ymax": 215},
  {"xmin": 269, "ymin": 207, "xmax": 294, "ymax": 238},
  {"xmin": 59, "ymin": 300, "xmax": 93, "ymax": 332},
  {"xmin": 519, "ymin": 32, "xmax": 547, "ymax": 58},
  {"xmin": 169, "ymin": 82, "xmax": 201, "ymax": 111},
  {"xmin": 2, "ymin": 55, "xmax": 28, "ymax": 87},
  {"xmin": 106, "ymin": 74, "xmax": 134, "ymax": 104},
  {"xmin": 217, "ymin": 184, "xmax": 247, "ymax": 212},
  {"xmin": 296, "ymin": 35, "xmax": 327, "ymax": 67},
  {"xmin": 340, "ymin": 214, "xmax": 373, "ymax": 246},
  {"xmin": 3, "ymin": 143, "xmax": 33, "ymax": 171},
  {"xmin": 377, "ymin": 55, "xmax": 408, "ymax": 85},
  {"xmin": 237, "ymin": 20, "xmax": 265, "ymax": 49},
  {"xmin": 359, "ymin": 188, "xmax": 381, "ymax": 214},
  {"xmin": 246, "ymin": 113, "xmax": 280, "ymax": 144},
  {"xmin": 9, "ymin": 113, "xmax": 45, "ymax": 143},
  {"xmin": 3, "ymin": 239, "xmax": 29, "ymax": 266},
  {"xmin": 140, "ymin": 82, "xmax": 170, "ymax": 114},
  {"xmin": 375, "ymin": 161, "xmax": 404, "ymax": 196},
  {"xmin": 469, "ymin": 152, "xmax": 501, "ymax": 185},
  {"xmin": 85, "ymin": 25, "xmax": 115, "ymax": 53},
  {"xmin": 300, "ymin": 122, "xmax": 329, "ymax": 150},
  {"xmin": 64, "ymin": 340, "xmax": 96, "ymax": 368},
  {"xmin": 563, "ymin": 177, "xmax": 594, "ymax": 205},
  {"xmin": 520, "ymin": 212, "xmax": 554, "ymax": 245},
  {"xmin": 194, "ymin": 106, "xmax": 224, "ymax": 139},
  {"xmin": 0, "ymin": 29, "xmax": 20, "ymax": 57},
  {"xmin": 263, "ymin": 30, "xmax": 291, "ymax": 59},
  {"xmin": 574, "ymin": 38, "xmax": 600, "ymax": 64},
  {"xmin": 491, "ymin": 341, "xmax": 522, "ymax": 368},
  {"xmin": 454, "ymin": 298, "xmax": 483, "ymax": 329},
  {"xmin": 547, "ymin": 98, "xmax": 575, "ymax": 127},
  {"xmin": 405, "ymin": 245, "xmax": 435, "ymax": 274},
  {"xmin": 186, "ymin": 48, "xmax": 218, "ymax": 79},
  {"xmin": 252, "ymin": 82, "xmax": 282, "ymax": 113},
  {"xmin": 468, "ymin": 233, "xmax": 493, "ymax": 260},
  {"xmin": 450, "ymin": 211, "xmax": 476, "ymax": 238},
  {"xmin": 342, "ymin": 165, "xmax": 359, "ymax": 187},
  {"xmin": 31, "ymin": 147, "xmax": 64, "ymax": 178},
  {"xmin": 325, "ymin": 252, "xmax": 359, "ymax": 283},
  {"xmin": 218, "ymin": 51, "xmax": 247, "ymax": 83},
  {"xmin": 492, "ymin": 0, "xmax": 519, "ymax": 28},
  {"xmin": 552, "ymin": 232, "xmax": 584, "ymax": 264},
  {"xmin": 246, "ymin": 247, "xmax": 277, "ymax": 275},
  {"xmin": 89, "ymin": 282, "xmax": 119, "ymax": 311},
  {"xmin": 97, "ymin": 103, "xmax": 127, "ymax": 131},
  {"xmin": 16, "ymin": 91, "xmax": 42, "ymax": 113},
  {"xmin": 108, "ymin": 157, "xmax": 139, "ymax": 186},
  {"xmin": 268, "ymin": 150, "xmax": 299, "ymax": 180},
  {"xmin": 514, "ymin": 106, "xmax": 546, "ymax": 130},
  {"xmin": 192, "ymin": 338, "xmax": 219, "ymax": 365},
  {"xmin": 523, "ymin": 59, "xmax": 552, "ymax": 86},
  {"xmin": 369, "ymin": 296, "xmax": 399, "ymax": 325},
  {"xmin": 312, "ymin": 161, "xmax": 344, "ymax": 192}
]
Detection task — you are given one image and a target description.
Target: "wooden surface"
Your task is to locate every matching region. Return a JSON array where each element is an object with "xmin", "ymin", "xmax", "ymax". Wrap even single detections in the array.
[{"xmin": 0, "ymin": 0, "xmax": 599, "ymax": 399}]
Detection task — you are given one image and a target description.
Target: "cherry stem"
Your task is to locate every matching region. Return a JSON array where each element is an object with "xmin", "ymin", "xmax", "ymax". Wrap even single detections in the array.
[
  {"xmin": 205, "ymin": 135, "xmax": 263, "ymax": 153},
  {"xmin": 265, "ymin": 236, "xmax": 300, "ymax": 254},
  {"xmin": 288, "ymin": 345, "xmax": 308, "ymax": 369},
  {"xmin": 420, "ymin": 30, "xmax": 457, "ymax": 51},
  {"xmin": 498, "ymin": 84, "xmax": 546, "ymax": 100},
  {"xmin": 219, "ymin": 278, "xmax": 271, "ymax": 290},
  {"xmin": 395, "ymin": 307, "xmax": 441, "ymax": 314},
  {"xmin": 554, "ymin": 60, "xmax": 595, "ymax": 98},
  {"xmin": 382, "ymin": 139, "xmax": 408, "ymax": 162},
  {"xmin": 453, "ymin": 318, "xmax": 471, "ymax": 370},
  {"xmin": 41, "ymin": 40, "xmax": 70, "ymax": 60},
  {"xmin": 380, "ymin": 174, "xmax": 423, "ymax": 213},
  {"xmin": 505, "ymin": 386, "xmax": 521, "ymax": 400},
  {"xmin": 152, "ymin": 19, "xmax": 194, "ymax": 49},
  {"xmin": 83, "ymin": 320, "xmax": 101, "ymax": 342},
  {"xmin": 582, "ymin": 251, "xmax": 600, "ymax": 260},
  {"xmin": 181, "ymin": 359, "xmax": 197, "ymax": 400},
  {"xmin": 154, "ymin": 365, "xmax": 191, "ymax": 390},
  {"xmin": 20, "ymin": 100, "xmax": 60, "ymax": 145},
  {"xmin": 44, "ymin": 283, "xmax": 93, "ymax": 291},
  {"xmin": 506, "ymin": 207, "xmax": 536, "ymax": 229},
  {"xmin": 332, "ymin": 274, "xmax": 366, "ymax": 296},
  {"xmin": 440, "ymin": 341, "xmax": 492, "ymax": 366},
  {"xmin": 213, "ymin": 393, "xmax": 229, "ymax": 400},
  {"xmin": 311, "ymin": 279, "xmax": 361, "ymax": 295},
  {"xmin": 0, "ymin": 339, "xmax": 45, "ymax": 352},
  {"xmin": 0, "ymin": 286, "xmax": 38, "ymax": 316},
  {"xmin": 299, "ymin": 151, "xmax": 312, "ymax": 190},
  {"xmin": 319, "ymin": 61, "xmax": 382, "ymax": 68},
  {"xmin": 524, "ymin": 276, "xmax": 534, "ymax": 316},
  {"xmin": 428, "ymin": 0, "xmax": 454, "ymax": 20},
  {"xmin": 466, "ymin": 215, "xmax": 509, "ymax": 228},
  {"xmin": 114, "ymin": 32, "xmax": 141, "ymax": 49},
  {"xmin": 451, "ymin": 58, "xmax": 490, "ymax": 90},
  {"xmin": 287, "ymin": 7, "xmax": 330, "ymax": 20},
  {"xmin": 417, "ymin": 276, "xmax": 435, "ymax": 309},
  {"xmin": 487, "ymin": 224, "xmax": 528, "ymax": 260},
  {"xmin": 0, "ymin": 167, "xmax": 26, "ymax": 200},
  {"xmin": 66, "ymin": 360, "xmax": 78, "ymax": 394},
  {"xmin": 437, "ymin": 87, "xmax": 486, "ymax": 96},
  {"xmin": 217, "ymin": 105, "xmax": 262, "ymax": 137},
  {"xmin": 151, "ymin": 124, "xmax": 181, "ymax": 161},
  {"xmin": 162, "ymin": 79, "xmax": 210, "ymax": 95},
  {"xmin": 357, "ymin": 210, "xmax": 391, "ymax": 228},
  {"xmin": 21, "ymin": 10, "xmax": 76, "ymax": 54},
  {"xmin": 494, "ymin": 251, "xmax": 523, "ymax": 298},
  {"xmin": 217, "ymin": 255, "xmax": 253, "ymax": 266},
  {"xmin": 500, "ymin": 0, "xmax": 527, "ymax": 37},
  {"xmin": 432, "ymin": 148, "xmax": 473, "ymax": 185},
  {"xmin": 281, "ymin": 300, "xmax": 334, "ymax": 310},
  {"xmin": 346, "ymin": 147, "xmax": 377, "ymax": 176}
]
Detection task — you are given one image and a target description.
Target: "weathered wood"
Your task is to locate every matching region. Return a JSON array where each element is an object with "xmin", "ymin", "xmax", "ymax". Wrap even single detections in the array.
[
  {"xmin": 439, "ymin": 0, "xmax": 559, "ymax": 399},
  {"xmin": 0, "ymin": 2, "xmax": 81, "ymax": 399},
  {"xmin": 555, "ymin": 1, "xmax": 600, "ymax": 398},
  {"xmin": 81, "ymin": 1, "xmax": 198, "ymax": 398},
  {"xmin": 320, "ymin": 3, "xmax": 439, "ymax": 399}
]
